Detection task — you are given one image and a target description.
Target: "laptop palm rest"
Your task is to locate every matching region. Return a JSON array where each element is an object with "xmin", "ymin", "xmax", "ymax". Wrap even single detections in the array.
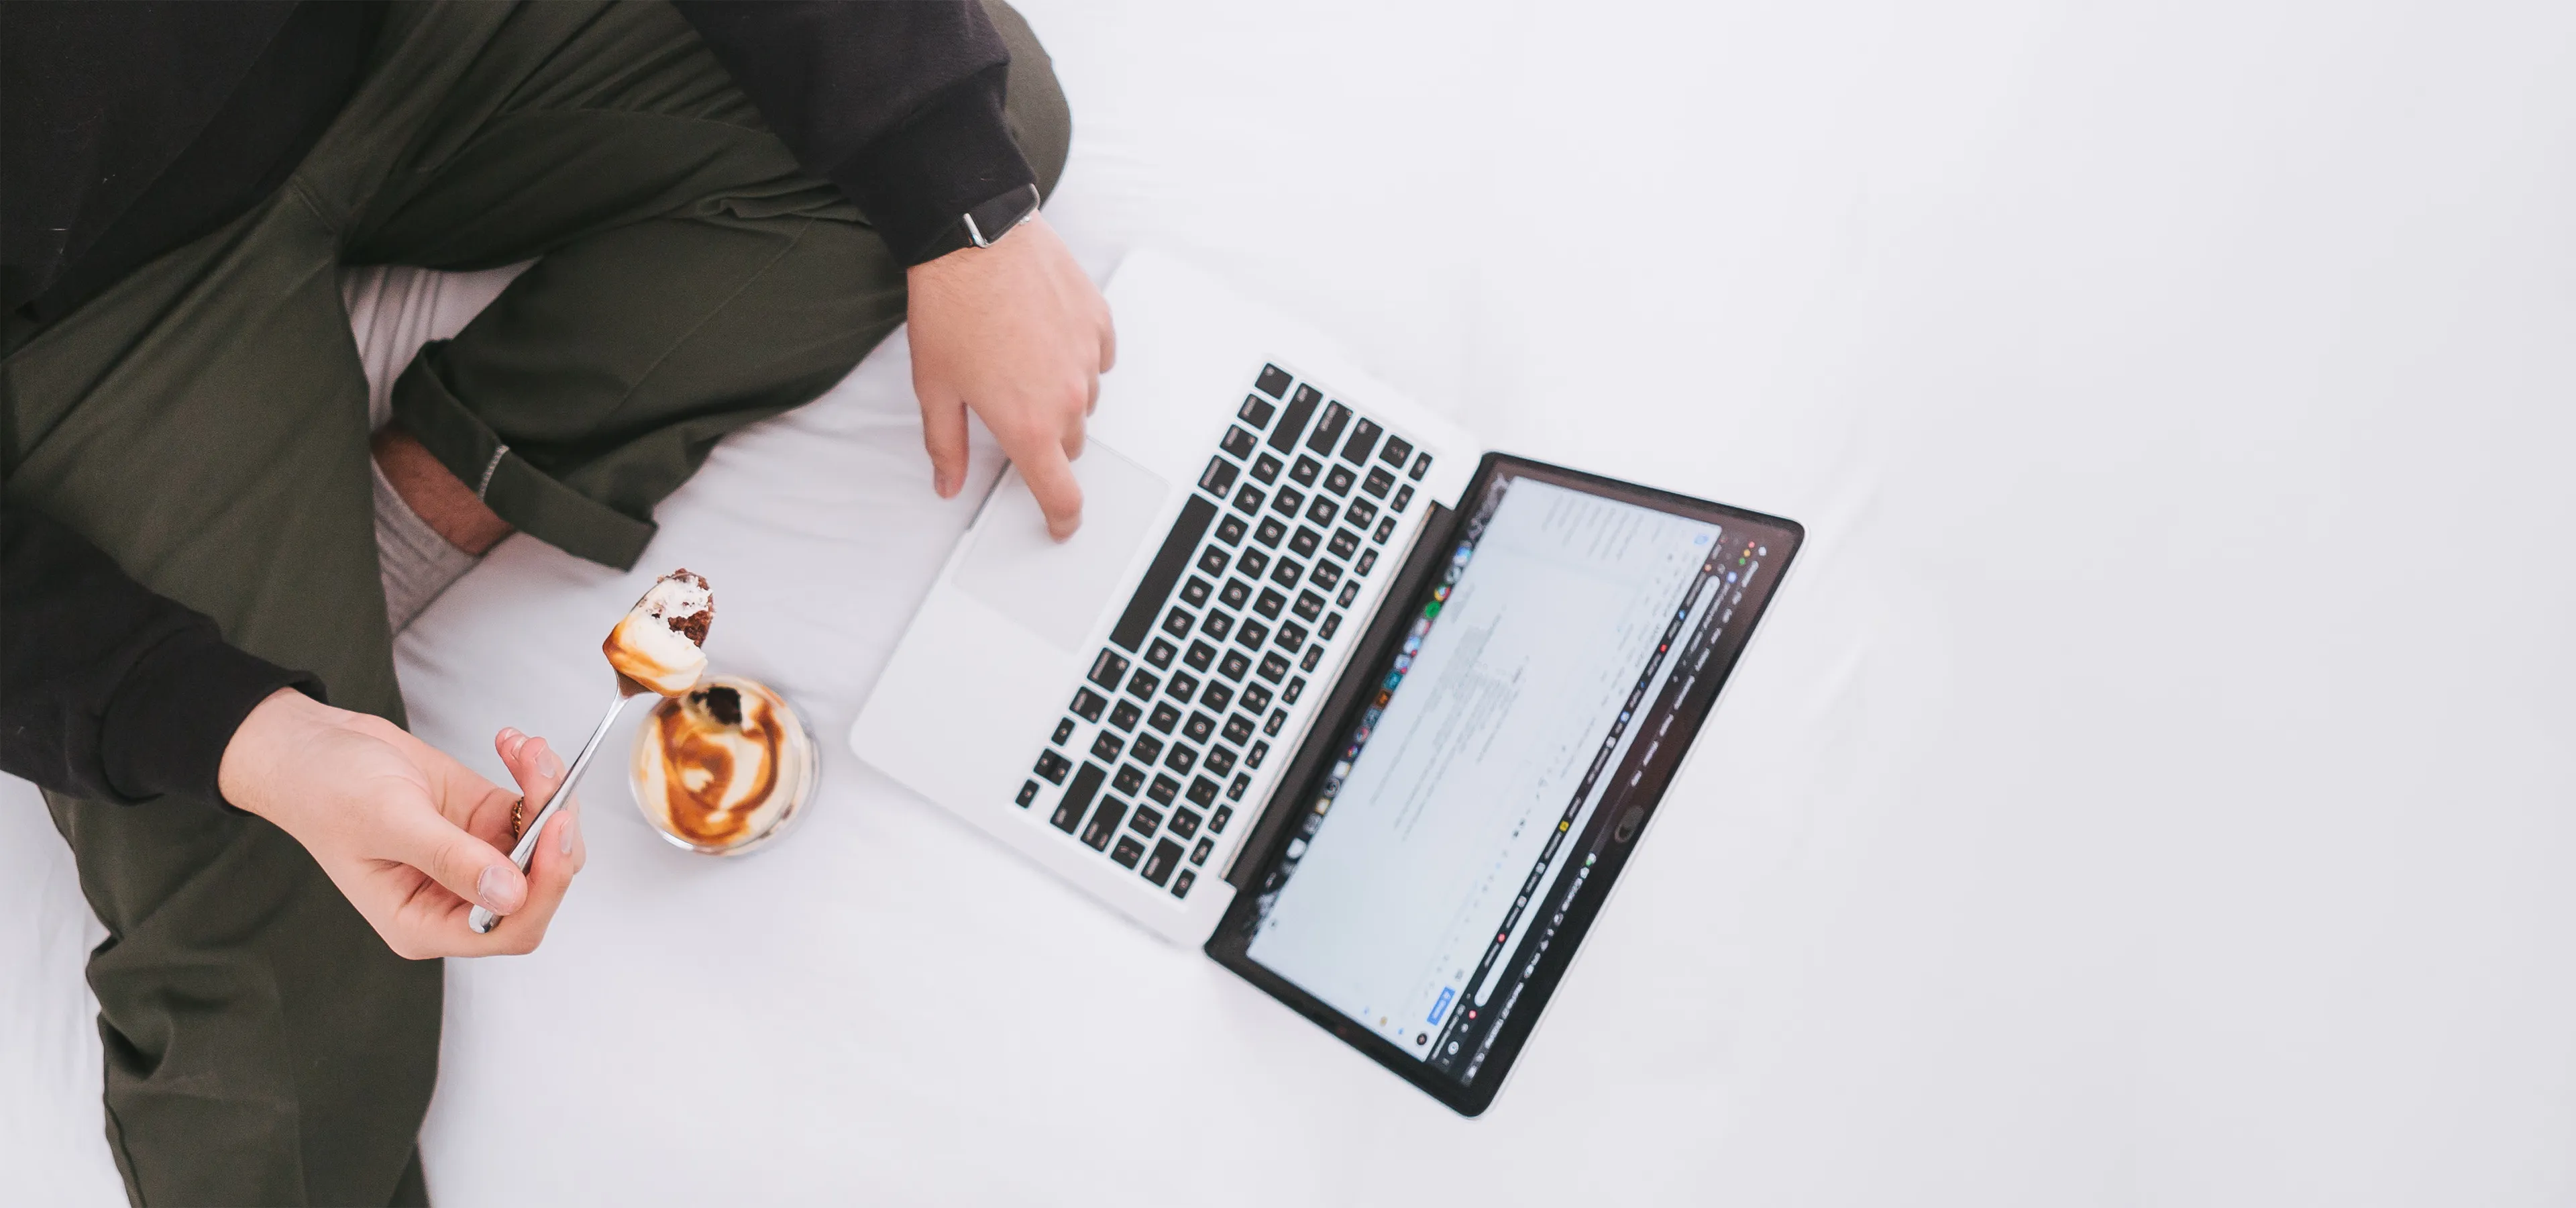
[{"xmin": 951, "ymin": 440, "xmax": 1171, "ymax": 653}]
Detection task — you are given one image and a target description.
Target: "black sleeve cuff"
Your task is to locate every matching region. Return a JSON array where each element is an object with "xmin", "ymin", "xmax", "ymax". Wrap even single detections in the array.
[
  {"xmin": 99, "ymin": 629, "xmax": 323, "ymax": 807},
  {"xmin": 824, "ymin": 64, "xmax": 1040, "ymax": 267}
]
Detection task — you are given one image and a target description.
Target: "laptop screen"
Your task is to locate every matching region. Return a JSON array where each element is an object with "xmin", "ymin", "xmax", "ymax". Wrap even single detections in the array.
[{"xmin": 1210, "ymin": 456, "xmax": 1800, "ymax": 1111}]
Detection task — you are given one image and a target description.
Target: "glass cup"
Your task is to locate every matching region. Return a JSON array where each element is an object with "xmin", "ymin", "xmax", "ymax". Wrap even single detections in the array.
[{"xmin": 627, "ymin": 674, "xmax": 817, "ymax": 856}]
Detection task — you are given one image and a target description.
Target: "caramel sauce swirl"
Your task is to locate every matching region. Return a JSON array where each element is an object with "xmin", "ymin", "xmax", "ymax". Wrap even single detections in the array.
[{"xmin": 651, "ymin": 687, "xmax": 782, "ymax": 847}]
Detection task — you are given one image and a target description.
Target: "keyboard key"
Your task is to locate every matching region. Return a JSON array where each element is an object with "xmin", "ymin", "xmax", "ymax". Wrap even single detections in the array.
[
  {"xmin": 1089, "ymin": 732, "xmax": 1123, "ymax": 762},
  {"xmin": 1051, "ymin": 717, "xmax": 1075, "ymax": 745},
  {"xmin": 1112, "ymin": 764, "xmax": 1146, "ymax": 795},
  {"xmin": 1200, "ymin": 609, "xmax": 1234, "ymax": 641},
  {"xmin": 1185, "ymin": 776, "xmax": 1220, "ymax": 807},
  {"xmin": 1110, "ymin": 835, "xmax": 1145, "ymax": 868},
  {"xmin": 1191, "ymin": 836, "xmax": 1214, "ymax": 865},
  {"xmin": 1270, "ymin": 486, "xmax": 1305, "ymax": 519},
  {"xmin": 1379, "ymin": 434, "xmax": 1413, "ymax": 468},
  {"xmin": 1240, "ymin": 683, "xmax": 1273, "ymax": 713},
  {"xmin": 1016, "ymin": 780, "xmax": 1040, "ymax": 807},
  {"xmin": 1144, "ymin": 638, "xmax": 1176, "ymax": 668},
  {"xmin": 1216, "ymin": 514, "xmax": 1248, "ymax": 545},
  {"xmin": 1146, "ymin": 772, "xmax": 1179, "ymax": 805},
  {"xmin": 1142, "ymin": 840, "xmax": 1183, "ymax": 887},
  {"xmin": 1203, "ymin": 746, "xmax": 1236, "ymax": 777},
  {"xmin": 1231, "ymin": 483, "xmax": 1265, "ymax": 515},
  {"xmin": 1283, "ymin": 678, "xmax": 1306, "ymax": 705},
  {"xmin": 1222, "ymin": 714, "xmax": 1256, "ymax": 745},
  {"xmin": 1171, "ymin": 808, "xmax": 1203, "ymax": 840},
  {"xmin": 1182, "ymin": 642, "xmax": 1214, "ymax": 671},
  {"xmin": 1410, "ymin": 451, "xmax": 1432, "ymax": 479},
  {"xmin": 1220, "ymin": 426, "xmax": 1258, "ymax": 458},
  {"xmin": 1148, "ymin": 702, "xmax": 1180, "ymax": 733},
  {"xmin": 1132, "ymin": 734, "xmax": 1166, "ymax": 766},
  {"xmin": 1252, "ymin": 588, "xmax": 1286, "ymax": 619},
  {"xmin": 1373, "ymin": 516, "xmax": 1396, "ymax": 543},
  {"xmin": 1246, "ymin": 740, "xmax": 1269, "ymax": 769},
  {"xmin": 1322, "ymin": 464, "xmax": 1356, "ymax": 496},
  {"xmin": 1055, "ymin": 762, "xmax": 1107, "ymax": 834},
  {"xmin": 1129, "ymin": 804, "xmax": 1165, "ymax": 837},
  {"xmin": 1291, "ymin": 591, "xmax": 1325, "ymax": 621},
  {"xmin": 1125, "ymin": 668, "xmax": 1161, "ymax": 700},
  {"xmin": 1235, "ymin": 618, "xmax": 1272, "ymax": 650},
  {"xmin": 1218, "ymin": 649, "xmax": 1252, "ymax": 681},
  {"xmin": 1340, "ymin": 417, "xmax": 1382, "ymax": 464},
  {"xmin": 1165, "ymin": 744, "xmax": 1198, "ymax": 774},
  {"xmin": 1200, "ymin": 681, "xmax": 1235, "ymax": 713},
  {"xmin": 1081, "ymin": 795, "xmax": 1126, "ymax": 850},
  {"xmin": 1034, "ymin": 750, "xmax": 1071, "ymax": 783},
  {"xmin": 1198, "ymin": 456, "xmax": 1238, "ymax": 497},
  {"xmin": 1070, "ymin": 687, "xmax": 1107, "ymax": 722},
  {"xmin": 1228, "ymin": 773, "xmax": 1250, "ymax": 800},
  {"xmin": 1181, "ymin": 576, "xmax": 1212, "ymax": 607},
  {"xmin": 1362, "ymin": 466, "xmax": 1395, "ymax": 498},
  {"xmin": 1255, "ymin": 364, "xmax": 1293, "ymax": 399},
  {"xmin": 1236, "ymin": 548, "xmax": 1271, "ymax": 578},
  {"xmin": 1183, "ymin": 711, "xmax": 1218, "ymax": 743},
  {"xmin": 1325, "ymin": 529, "xmax": 1361, "ymax": 560},
  {"xmin": 1270, "ymin": 386, "xmax": 1322, "ymax": 452},
  {"xmin": 1264, "ymin": 709, "xmax": 1286, "ymax": 737},
  {"xmin": 1087, "ymin": 650, "xmax": 1129, "ymax": 691},
  {"xmin": 1249, "ymin": 454, "xmax": 1282, "ymax": 485},
  {"xmin": 1212, "ymin": 805, "xmax": 1234, "ymax": 832},
  {"xmin": 1161, "ymin": 607, "xmax": 1194, "ymax": 640},
  {"xmin": 1276, "ymin": 621, "xmax": 1309, "ymax": 650},
  {"xmin": 1307, "ymin": 401, "xmax": 1350, "ymax": 454},
  {"xmin": 1166, "ymin": 670, "xmax": 1199, "ymax": 702},
  {"xmin": 1319, "ymin": 613, "xmax": 1342, "ymax": 640},
  {"xmin": 1288, "ymin": 527, "xmax": 1321, "ymax": 557},
  {"xmin": 1355, "ymin": 550, "xmax": 1377, "ymax": 576},
  {"xmin": 1309, "ymin": 561, "xmax": 1341, "ymax": 591},
  {"xmin": 1337, "ymin": 581, "xmax": 1360, "ymax": 607},
  {"xmin": 1240, "ymin": 392, "xmax": 1278, "ymax": 427},
  {"xmin": 1301, "ymin": 645, "xmax": 1324, "ymax": 672},
  {"xmin": 1196, "ymin": 546, "xmax": 1230, "ymax": 576},
  {"xmin": 1288, "ymin": 456, "xmax": 1322, "ymax": 487},
  {"xmin": 1252, "ymin": 518, "xmax": 1285, "ymax": 548},
  {"xmin": 1271, "ymin": 558, "xmax": 1305, "ymax": 589},
  {"xmin": 1305, "ymin": 497, "xmax": 1339, "ymax": 527},
  {"xmin": 1344, "ymin": 497, "xmax": 1377, "ymax": 527},
  {"xmin": 1256, "ymin": 652, "xmax": 1290, "ymax": 683},
  {"xmin": 1110, "ymin": 496, "xmax": 1217, "ymax": 654},
  {"xmin": 1220, "ymin": 578, "xmax": 1253, "ymax": 609},
  {"xmin": 1172, "ymin": 868, "xmax": 1196, "ymax": 898},
  {"xmin": 1391, "ymin": 485, "xmax": 1413, "ymax": 513}
]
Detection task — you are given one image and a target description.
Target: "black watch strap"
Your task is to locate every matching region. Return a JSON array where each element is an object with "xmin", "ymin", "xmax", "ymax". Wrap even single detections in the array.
[{"xmin": 912, "ymin": 183, "xmax": 1042, "ymax": 263}]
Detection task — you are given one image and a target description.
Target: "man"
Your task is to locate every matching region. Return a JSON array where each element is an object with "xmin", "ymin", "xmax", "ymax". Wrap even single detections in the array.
[{"xmin": 0, "ymin": 1, "xmax": 1111, "ymax": 1203}]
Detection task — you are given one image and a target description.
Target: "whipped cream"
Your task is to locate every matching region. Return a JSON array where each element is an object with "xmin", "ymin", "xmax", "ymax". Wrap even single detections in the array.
[
  {"xmin": 603, "ymin": 570, "xmax": 713, "ymax": 696},
  {"xmin": 633, "ymin": 679, "xmax": 810, "ymax": 851}
]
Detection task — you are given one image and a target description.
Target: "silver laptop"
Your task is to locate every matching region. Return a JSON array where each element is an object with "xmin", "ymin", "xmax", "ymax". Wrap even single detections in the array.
[{"xmin": 852, "ymin": 250, "xmax": 1801, "ymax": 1113}]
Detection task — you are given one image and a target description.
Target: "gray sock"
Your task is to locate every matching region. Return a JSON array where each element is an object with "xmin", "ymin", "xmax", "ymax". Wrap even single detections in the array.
[{"xmin": 373, "ymin": 455, "xmax": 481, "ymax": 633}]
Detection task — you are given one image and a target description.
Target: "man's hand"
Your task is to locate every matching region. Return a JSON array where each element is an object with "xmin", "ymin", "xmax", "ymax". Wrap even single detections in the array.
[
  {"xmin": 217, "ymin": 689, "xmax": 587, "ymax": 958},
  {"xmin": 907, "ymin": 213, "xmax": 1115, "ymax": 539}
]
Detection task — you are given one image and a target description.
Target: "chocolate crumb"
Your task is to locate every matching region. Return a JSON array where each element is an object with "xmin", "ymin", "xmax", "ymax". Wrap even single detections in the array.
[
  {"xmin": 669, "ymin": 608, "xmax": 712, "ymax": 645},
  {"xmin": 700, "ymin": 685, "xmax": 743, "ymax": 726}
]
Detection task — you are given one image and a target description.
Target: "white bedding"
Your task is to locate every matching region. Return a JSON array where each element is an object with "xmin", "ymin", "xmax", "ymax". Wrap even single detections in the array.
[{"xmin": 9, "ymin": 0, "xmax": 2575, "ymax": 1203}]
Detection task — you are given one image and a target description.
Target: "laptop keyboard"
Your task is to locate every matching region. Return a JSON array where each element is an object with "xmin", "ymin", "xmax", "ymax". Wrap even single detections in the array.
[{"xmin": 1013, "ymin": 363, "xmax": 1434, "ymax": 901}]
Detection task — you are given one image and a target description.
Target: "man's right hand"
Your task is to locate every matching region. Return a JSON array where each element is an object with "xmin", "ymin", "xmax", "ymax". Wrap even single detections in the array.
[{"xmin": 217, "ymin": 689, "xmax": 586, "ymax": 958}]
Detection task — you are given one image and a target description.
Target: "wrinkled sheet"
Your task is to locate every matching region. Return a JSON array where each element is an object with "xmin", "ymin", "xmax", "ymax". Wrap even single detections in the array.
[{"xmin": 9, "ymin": 1, "xmax": 2575, "ymax": 1203}]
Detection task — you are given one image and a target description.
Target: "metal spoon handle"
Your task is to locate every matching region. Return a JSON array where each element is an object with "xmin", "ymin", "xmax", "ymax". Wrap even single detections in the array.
[{"xmin": 470, "ymin": 687, "xmax": 637, "ymax": 934}]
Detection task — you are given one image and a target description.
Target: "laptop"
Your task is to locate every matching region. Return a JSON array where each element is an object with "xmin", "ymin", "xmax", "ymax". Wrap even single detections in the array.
[{"xmin": 851, "ymin": 250, "xmax": 1802, "ymax": 1114}]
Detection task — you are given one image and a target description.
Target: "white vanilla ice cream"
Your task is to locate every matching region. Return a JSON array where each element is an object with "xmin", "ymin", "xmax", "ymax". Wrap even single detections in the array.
[
  {"xmin": 632, "ymin": 678, "xmax": 810, "ymax": 851},
  {"xmin": 602, "ymin": 570, "xmax": 714, "ymax": 696}
]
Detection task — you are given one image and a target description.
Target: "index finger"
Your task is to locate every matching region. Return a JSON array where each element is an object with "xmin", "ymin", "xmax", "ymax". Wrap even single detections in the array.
[{"xmin": 1005, "ymin": 432, "xmax": 1084, "ymax": 540}]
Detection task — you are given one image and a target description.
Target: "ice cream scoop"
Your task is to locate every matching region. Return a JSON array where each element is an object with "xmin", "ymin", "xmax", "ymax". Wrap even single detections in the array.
[{"xmin": 470, "ymin": 568, "xmax": 718, "ymax": 934}]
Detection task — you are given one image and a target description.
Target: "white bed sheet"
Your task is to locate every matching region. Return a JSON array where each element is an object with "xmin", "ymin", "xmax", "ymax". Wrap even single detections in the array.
[{"xmin": 9, "ymin": 0, "xmax": 2576, "ymax": 1203}]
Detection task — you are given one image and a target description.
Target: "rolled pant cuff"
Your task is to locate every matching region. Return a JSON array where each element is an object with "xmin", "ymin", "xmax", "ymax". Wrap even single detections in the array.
[{"xmin": 388, "ymin": 343, "xmax": 657, "ymax": 570}]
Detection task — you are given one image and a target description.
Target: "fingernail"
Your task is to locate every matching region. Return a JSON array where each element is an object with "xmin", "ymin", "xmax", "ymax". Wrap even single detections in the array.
[
  {"xmin": 476, "ymin": 864, "xmax": 521, "ymax": 914},
  {"xmin": 539, "ymin": 745, "xmax": 564, "ymax": 779},
  {"xmin": 561, "ymin": 811, "xmax": 578, "ymax": 855},
  {"xmin": 935, "ymin": 469, "xmax": 957, "ymax": 497},
  {"xmin": 499, "ymin": 727, "xmax": 522, "ymax": 743}
]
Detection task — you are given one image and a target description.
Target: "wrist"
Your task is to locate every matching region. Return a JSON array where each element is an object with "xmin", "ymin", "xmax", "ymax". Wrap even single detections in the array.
[{"xmin": 217, "ymin": 687, "xmax": 335, "ymax": 819}]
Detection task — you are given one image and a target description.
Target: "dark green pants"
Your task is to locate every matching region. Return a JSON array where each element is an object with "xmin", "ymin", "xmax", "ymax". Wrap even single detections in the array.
[{"xmin": 0, "ymin": 3, "xmax": 1066, "ymax": 1203}]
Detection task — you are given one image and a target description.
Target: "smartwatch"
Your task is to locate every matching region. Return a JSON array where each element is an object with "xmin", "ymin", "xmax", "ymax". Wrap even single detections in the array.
[{"xmin": 914, "ymin": 183, "xmax": 1042, "ymax": 262}]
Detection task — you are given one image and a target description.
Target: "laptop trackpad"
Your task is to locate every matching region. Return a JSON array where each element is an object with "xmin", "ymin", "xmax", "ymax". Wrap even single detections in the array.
[{"xmin": 953, "ymin": 442, "xmax": 1171, "ymax": 654}]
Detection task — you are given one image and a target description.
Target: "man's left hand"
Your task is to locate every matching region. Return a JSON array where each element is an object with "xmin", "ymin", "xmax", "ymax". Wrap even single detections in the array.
[{"xmin": 906, "ymin": 213, "xmax": 1115, "ymax": 540}]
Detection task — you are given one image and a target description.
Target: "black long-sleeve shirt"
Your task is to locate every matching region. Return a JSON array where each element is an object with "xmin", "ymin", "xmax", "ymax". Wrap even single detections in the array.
[{"xmin": 0, "ymin": 0, "xmax": 1037, "ymax": 807}]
